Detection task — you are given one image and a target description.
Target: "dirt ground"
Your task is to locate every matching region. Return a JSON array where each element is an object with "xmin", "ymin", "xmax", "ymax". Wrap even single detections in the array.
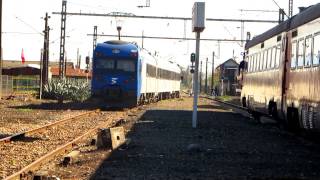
[
  {"xmin": 30, "ymin": 97, "xmax": 320, "ymax": 179},
  {"xmin": 0, "ymin": 97, "xmax": 89, "ymax": 137}
]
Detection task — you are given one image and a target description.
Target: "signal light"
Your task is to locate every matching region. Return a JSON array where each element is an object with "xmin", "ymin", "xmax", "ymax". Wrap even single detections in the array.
[{"xmin": 190, "ymin": 53, "xmax": 196, "ymax": 63}]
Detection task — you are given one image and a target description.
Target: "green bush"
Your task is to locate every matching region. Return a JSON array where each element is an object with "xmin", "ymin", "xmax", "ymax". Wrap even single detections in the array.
[{"xmin": 43, "ymin": 78, "xmax": 90, "ymax": 103}]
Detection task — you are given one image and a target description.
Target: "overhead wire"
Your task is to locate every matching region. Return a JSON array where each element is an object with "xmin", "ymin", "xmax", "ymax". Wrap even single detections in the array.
[
  {"xmin": 14, "ymin": 15, "xmax": 43, "ymax": 36},
  {"xmin": 271, "ymin": 0, "xmax": 289, "ymax": 18}
]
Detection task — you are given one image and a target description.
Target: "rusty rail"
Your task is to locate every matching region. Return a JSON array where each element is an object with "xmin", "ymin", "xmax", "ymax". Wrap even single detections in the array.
[
  {"xmin": 0, "ymin": 109, "xmax": 100, "ymax": 144},
  {"xmin": 4, "ymin": 126, "xmax": 102, "ymax": 180},
  {"xmin": 202, "ymin": 95, "xmax": 247, "ymax": 111}
]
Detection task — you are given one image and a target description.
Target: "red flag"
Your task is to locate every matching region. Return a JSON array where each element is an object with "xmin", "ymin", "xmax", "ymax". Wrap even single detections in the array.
[{"xmin": 21, "ymin": 48, "xmax": 25, "ymax": 64}]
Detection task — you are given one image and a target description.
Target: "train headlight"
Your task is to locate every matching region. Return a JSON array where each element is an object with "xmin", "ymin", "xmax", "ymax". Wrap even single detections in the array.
[{"xmin": 130, "ymin": 49, "xmax": 138, "ymax": 57}]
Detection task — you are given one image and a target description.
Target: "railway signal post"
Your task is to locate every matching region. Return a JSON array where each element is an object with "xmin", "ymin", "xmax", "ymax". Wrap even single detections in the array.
[{"xmin": 192, "ymin": 2, "xmax": 205, "ymax": 128}]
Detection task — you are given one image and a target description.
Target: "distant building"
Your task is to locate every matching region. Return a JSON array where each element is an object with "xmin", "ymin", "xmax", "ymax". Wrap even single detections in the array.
[
  {"xmin": 215, "ymin": 58, "xmax": 239, "ymax": 96},
  {"xmin": 2, "ymin": 60, "xmax": 91, "ymax": 80},
  {"xmin": 1, "ymin": 60, "xmax": 91, "ymax": 94}
]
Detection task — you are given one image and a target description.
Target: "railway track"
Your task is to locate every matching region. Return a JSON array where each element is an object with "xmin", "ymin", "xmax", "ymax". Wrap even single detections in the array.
[
  {"xmin": 0, "ymin": 104, "xmax": 146, "ymax": 179},
  {"xmin": 0, "ymin": 110, "xmax": 99, "ymax": 144},
  {"xmin": 0, "ymin": 108, "xmax": 133, "ymax": 179}
]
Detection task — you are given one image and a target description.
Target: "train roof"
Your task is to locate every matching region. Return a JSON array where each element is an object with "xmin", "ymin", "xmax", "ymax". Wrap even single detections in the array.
[{"xmin": 245, "ymin": 3, "xmax": 320, "ymax": 49}]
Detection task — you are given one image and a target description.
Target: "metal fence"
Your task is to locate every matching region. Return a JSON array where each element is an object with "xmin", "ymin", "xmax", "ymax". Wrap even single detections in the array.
[
  {"xmin": 1, "ymin": 75, "xmax": 13, "ymax": 96},
  {"xmin": 1, "ymin": 75, "xmax": 40, "ymax": 96},
  {"xmin": 1, "ymin": 75, "xmax": 91, "ymax": 97},
  {"xmin": 12, "ymin": 76, "xmax": 40, "ymax": 93}
]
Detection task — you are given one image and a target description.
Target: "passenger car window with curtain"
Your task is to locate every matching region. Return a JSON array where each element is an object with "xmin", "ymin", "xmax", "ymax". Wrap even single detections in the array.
[
  {"xmin": 291, "ymin": 42, "xmax": 297, "ymax": 68},
  {"xmin": 304, "ymin": 37, "xmax": 312, "ymax": 67},
  {"xmin": 275, "ymin": 45, "xmax": 281, "ymax": 68},
  {"xmin": 270, "ymin": 47, "xmax": 276, "ymax": 69},
  {"xmin": 313, "ymin": 34, "xmax": 320, "ymax": 66},
  {"xmin": 297, "ymin": 39, "xmax": 304, "ymax": 67},
  {"xmin": 267, "ymin": 48, "xmax": 273, "ymax": 69}
]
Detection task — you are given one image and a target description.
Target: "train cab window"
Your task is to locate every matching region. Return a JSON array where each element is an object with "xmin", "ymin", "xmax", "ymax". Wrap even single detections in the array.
[
  {"xmin": 313, "ymin": 34, "xmax": 320, "ymax": 66},
  {"xmin": 96, "ymin": 59, "xmax": 115, "ymax": 69},
  {"xmin": 275, "ymin": 45, "xmax": 281, "ymax": 68},
  {"xmin": 117, "ymin": 60, "xmax": 136, "ymax": 72},
  {"xmin": 304, "ymin": 36, "xmax": 312, "ymax": 67},
  {"xmin": 297, "ymin": 39, "xmax": 304, "ymax": 68},
  {"xmin": 291, "ymin": 41, "xmax": 297, "ymax": 69}
]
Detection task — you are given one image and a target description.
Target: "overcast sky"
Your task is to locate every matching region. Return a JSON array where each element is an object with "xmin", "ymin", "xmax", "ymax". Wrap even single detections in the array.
[{"xmin": 2, "ymin": 0, "xmax": 320, "ymax": 68}]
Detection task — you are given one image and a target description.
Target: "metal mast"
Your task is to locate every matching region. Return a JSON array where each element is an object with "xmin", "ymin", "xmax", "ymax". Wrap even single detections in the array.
[
  {"xmin": 42, "ymin": 12, "xmax": 50, "ymax": 85},
  {"xmin": 59, "ymin": 0, "xmax": 67, "ymax": 78},
  {"xmin": 93, "ymin": 26, "xmax": 97, "ymax": 53},
  {"xmin": 0, "ymin": 0, "xmax": 2, "ymax": 98},
  {"xmin": 289, "ymin": 0, "xmax": 293, "ymax": 17}
]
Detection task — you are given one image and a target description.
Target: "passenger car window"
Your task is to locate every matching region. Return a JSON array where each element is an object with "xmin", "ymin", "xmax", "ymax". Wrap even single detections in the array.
[
  {"xmin": 304, "ymin": 36, "xmax": 312, "ymax": 67},
  {"xmin": 267, "ymin": 48, "xmax": 273, "ymax": 69},
  {"xmin": 250, "ymin": 55, "xmax": 254, "ymax": 72},
  {"xmin": 260, "ymin": 51, "xmax": 265, "ymax": 71},
  {"xmin": 270, "ymin": 47, "xmax": 275, "ymax": 69},
  {"xmin": 297, "ymin": 39, "xmax": 304, "ymax": 68},
  {"xmin": 275, "ymin": 45, "xmax": 281, "ymax": 68},
  {"xmin": 256, "ymin": 52, "xmax": 261, "ymax": 71},
  {"xmin": 291, "ymin": 41, "xmax": 297, "ymax": 68},
  {"xmin": 313, "ymin": 34, "xmax": 320, "ymax": 66}
]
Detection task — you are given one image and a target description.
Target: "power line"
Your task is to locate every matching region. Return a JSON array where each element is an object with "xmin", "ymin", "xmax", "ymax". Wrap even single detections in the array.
[
  {"xmin": 271, "ymin": 0, "xmax": 289, "ymax": 18},
  {"xmin": 14, "ymin": 16, "xmax": 43, "ymax": 36},
  {"xmin": 239, "ymin": 9, "xmax": 278, "ymax": 13},
  {"xmin": 87, "ymin": 33, "xmax": 246, "ymax": 42},
  {"xmin": 3, "ymin": 31, "xmax": 42, "ymax": 35},
  {"xmin": 52, "ymin": 12, "xmax": 279, "ymax": 23}
]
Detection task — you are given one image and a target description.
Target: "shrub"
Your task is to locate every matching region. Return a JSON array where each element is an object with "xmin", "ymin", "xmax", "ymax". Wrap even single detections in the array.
[{"xmin": 43, "ymin": 78, "xmax": 90, "ymax": 103}]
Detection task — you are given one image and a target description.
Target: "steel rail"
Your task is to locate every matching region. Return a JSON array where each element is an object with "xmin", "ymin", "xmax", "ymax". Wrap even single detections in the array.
[
  {"xmin": 202, "ymin": 95, "xmax": 247, "ymax": 111},
  {"xmin": 0, "ymin": 109, "xmax": 100, "ymax": 144},
  {"xmin": 4, "ymin": 125, "xmax": 103, "ymax": 180}
]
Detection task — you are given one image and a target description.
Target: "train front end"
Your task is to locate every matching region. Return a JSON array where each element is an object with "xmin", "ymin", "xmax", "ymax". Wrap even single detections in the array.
[{"xmin": 91, "ymin": 41, "xmax": 138, "ymax": 107}]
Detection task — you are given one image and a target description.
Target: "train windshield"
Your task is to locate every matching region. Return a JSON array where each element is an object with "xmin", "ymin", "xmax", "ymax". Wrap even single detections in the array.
[{"xmin": 95, "ymin": 58, "xmax": 136, "ymax": 72}]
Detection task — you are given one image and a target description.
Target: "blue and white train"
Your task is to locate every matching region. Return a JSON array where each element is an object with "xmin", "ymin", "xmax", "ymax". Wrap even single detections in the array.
[{"xmin": 91, "ymin": 40, "xmax": 181, "ymax": 107}]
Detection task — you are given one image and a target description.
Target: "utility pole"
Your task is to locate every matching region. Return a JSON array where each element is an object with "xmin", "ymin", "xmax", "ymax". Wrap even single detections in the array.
[
  {"xmin": 39, "ymin": 49, "xmax": 43, "ymax": 99},
  {"xmin": 76, "ymin": 48, "xmax": 80, "ymax": 68},
  {"xmin": 59, "ymin": 0, "xmax": 67, "ymax": 79},
  {"xmin": 142, "ymin": 30, "xmax": 144, "ymax": 48},
  {"xmin": 205, "ymin": 58, "xmax": 208, "ymax": 94},
  {"xmin": 42, "ymin": 12, "xmax": 50, "ymax": 86},
  {"xmin": 191, "ymin": 2, "xmax": 205, "ymax": 128},
  {"xmin": 0, "ymin": 0, "xmax": 2, "ymax": 98},
  {"xmin": 278, "ymin": 8, "xmax": 285, "ymax": 23},
  {"xmin": 200, "ymin": 60, "xmax": 202, "ymax": 93},
  {"xmin": 211, "ymin": 52, "xmax": 215, "ymax": 94},
  {"xmin": 64, "ymin": 52, "xmax": 67, "ymax": 77},
  {"xmin": 288, "ymin": 0, "xmax": 293, "ymax": 18},
  {"xmin": 93, "ymin": 25, "xmax": 97, "ymax": 53}
]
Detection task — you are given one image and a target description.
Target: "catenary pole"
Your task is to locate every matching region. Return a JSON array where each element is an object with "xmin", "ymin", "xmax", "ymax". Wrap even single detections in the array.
[
  {"xmin": 192, "ymin": 32, "xmax": 200, "ymax": 128},
  {"xmin": 211, "ymin": 52, "xmax": 215, "ymax": 94},
  {"xmin": 0, "ymin": 0, "xmax": 2, "ymax": 98},
  {"xmin": 205, "ymin": 58, "xmax": 208, "ymax": 93}
]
